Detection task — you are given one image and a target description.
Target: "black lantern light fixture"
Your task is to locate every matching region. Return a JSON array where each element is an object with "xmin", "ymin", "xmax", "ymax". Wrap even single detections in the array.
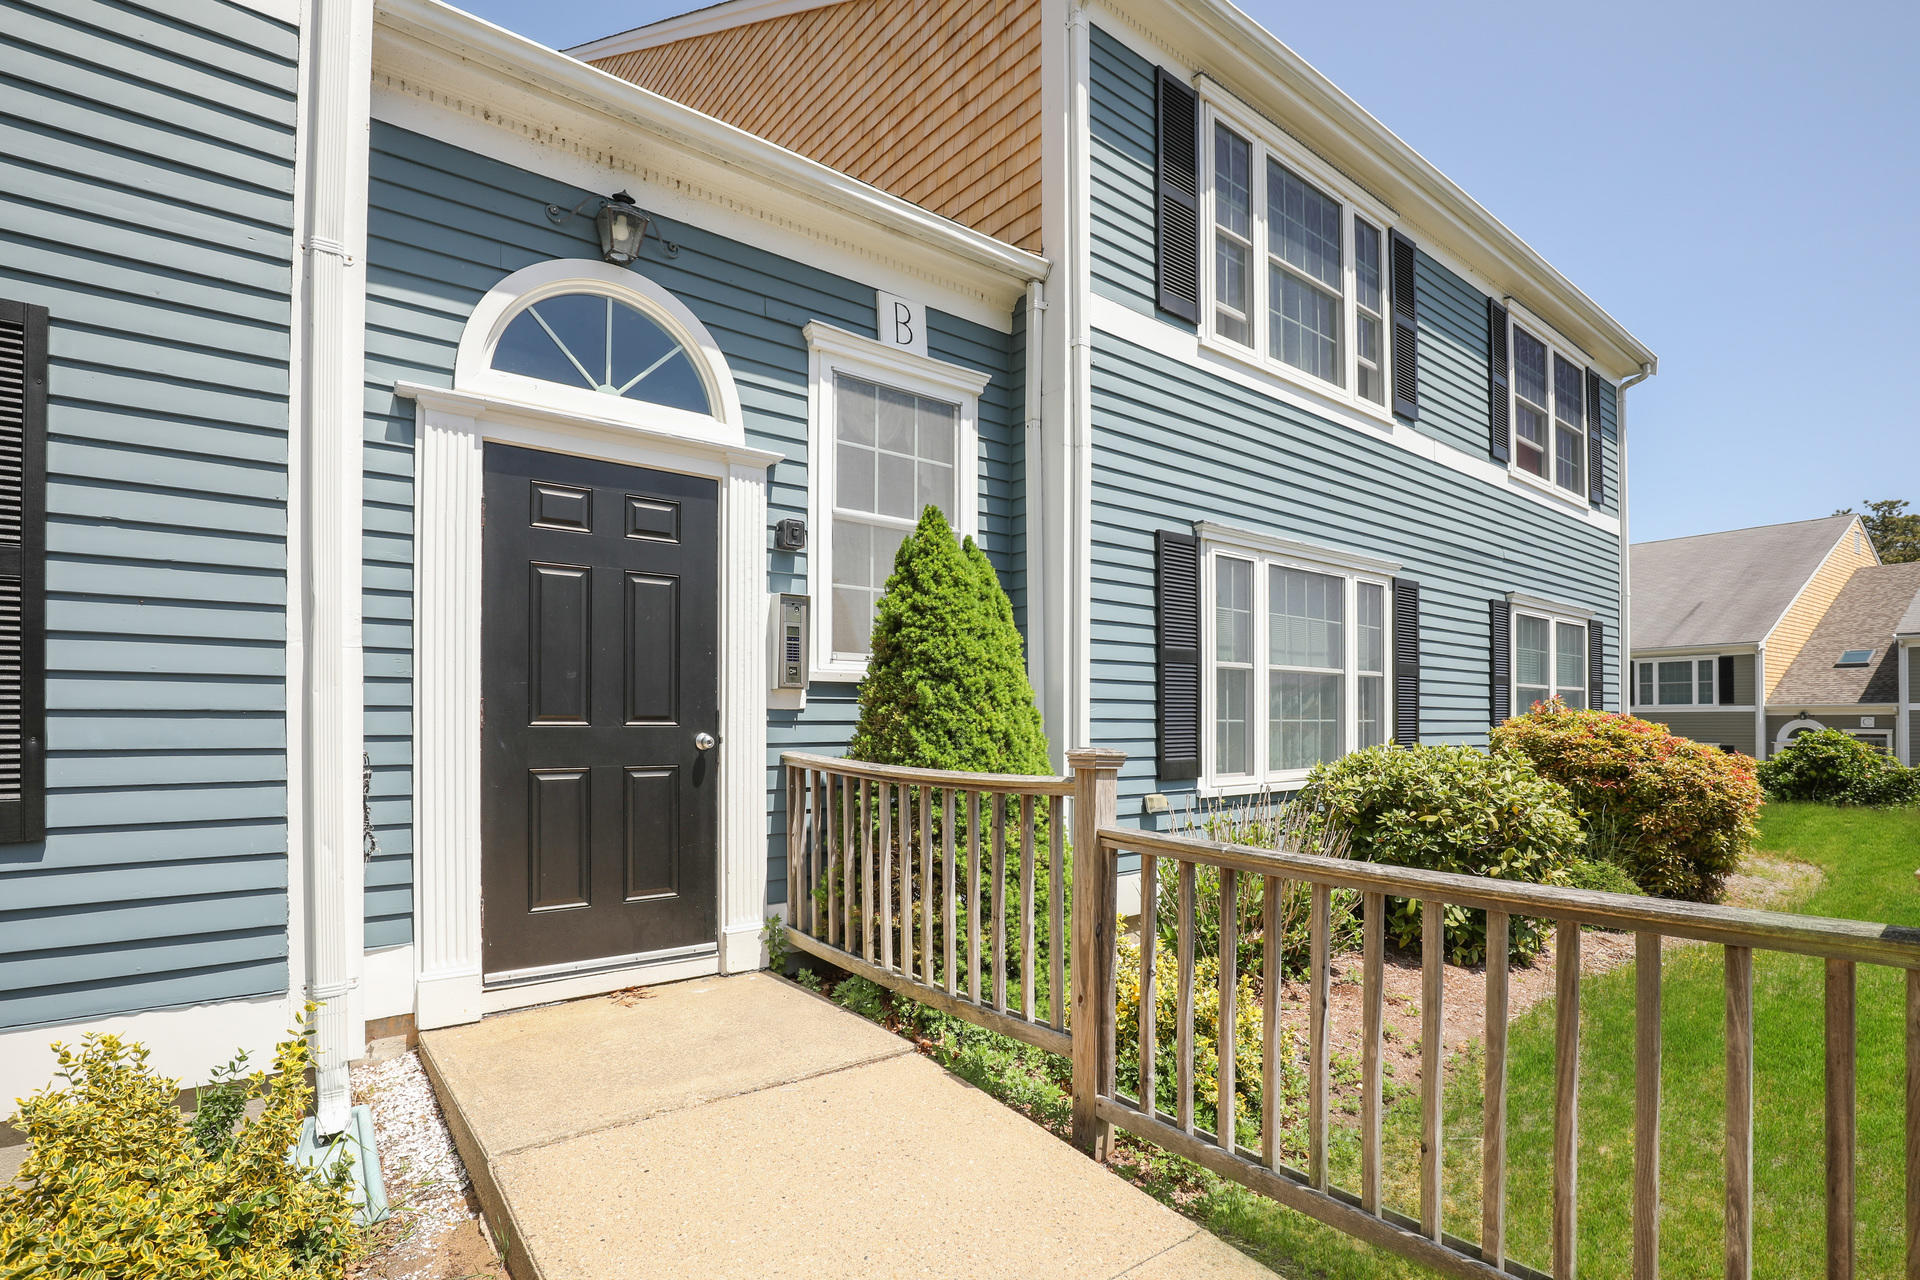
[{"xmin": 545, "ymin": 190, "xmax": 678, "ymax": 265}]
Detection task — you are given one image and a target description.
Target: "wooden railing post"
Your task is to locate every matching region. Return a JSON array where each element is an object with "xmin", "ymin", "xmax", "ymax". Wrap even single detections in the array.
[{"xmin": 1069, "ymin": 747, "xmax": 1124, "ymax": 1161}]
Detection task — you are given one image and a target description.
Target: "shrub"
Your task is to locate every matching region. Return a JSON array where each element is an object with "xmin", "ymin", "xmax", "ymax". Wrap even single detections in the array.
[
  {"xmin": 1297, "ymin": 744, "xmax": 1585, "ymax": 964},
  {"xmin": 1758, "ymin": 727, "xmax": 1920, "ymax": 808},
  {"xmin": 1493, "ymin": 703, "xmax": 1762, "ymax": 902},
  {"xmin": 1561, "ymin": 857, "xmax": 1643, "ymax": 898},
  {"xmin": 0, "ymin": 1023, "xmax": 362, "ymax": 1278}
]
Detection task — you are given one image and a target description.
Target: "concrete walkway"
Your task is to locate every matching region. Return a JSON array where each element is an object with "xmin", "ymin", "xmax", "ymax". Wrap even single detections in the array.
[{"xmin": 422, "ymin": 972, "xmax": 1275, "ymax": 1280}]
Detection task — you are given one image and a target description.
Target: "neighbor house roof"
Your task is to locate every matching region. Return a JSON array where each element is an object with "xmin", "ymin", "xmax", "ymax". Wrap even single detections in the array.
[
  {"xmin": 1899, "ymin": 586, "xmax": 1920, "ymax": 639},
  {"xmin": 1630, "ymin": 515, "xmax": 1860, "ymax": 651},
  {"xmin": 1769, "ymin": 562, "xmax": 1920, "ymax": 707}
]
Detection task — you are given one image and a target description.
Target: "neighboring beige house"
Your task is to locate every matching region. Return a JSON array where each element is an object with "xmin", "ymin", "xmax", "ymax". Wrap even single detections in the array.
[{"xmin": 1630, "ymin": 514, "xmax": 1920, "ymax": 763}]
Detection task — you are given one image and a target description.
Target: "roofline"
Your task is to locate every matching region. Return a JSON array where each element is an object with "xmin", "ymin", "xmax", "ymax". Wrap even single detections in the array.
[
  {"xmin": 1757, "ymin": 515, "xmax": 1874, "ymax": 646},
  {"xmin": 1630, "ymin": 512, "xmax": 1858, "ymax": 549},
  {"xmin": 374, "ymin": 0, "xmax": 1050, "ymax": 290},
  {"xmin": 1139, "ymin": 0, "xmax": 1657, "ymax": 376},
  {"xmin": 565, "ymin": 0, "xmax": 844, "ymax": 60}
]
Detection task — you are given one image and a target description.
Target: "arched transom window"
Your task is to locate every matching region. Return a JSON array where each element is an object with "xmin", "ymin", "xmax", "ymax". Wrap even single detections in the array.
[{"xmin": 491, "ymin": 291, "xmax": 712, "ymax": 417}]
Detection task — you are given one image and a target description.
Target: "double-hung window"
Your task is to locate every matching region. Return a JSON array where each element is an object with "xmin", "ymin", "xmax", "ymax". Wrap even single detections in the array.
[
  {"xmin": 1634, "ymin": 657, "xmax": 1717, "ymax": 707},
  {"xmin": 1507, "ymin": 314, "xmax": 1588, "ymax": 497},
  {"xmin": 805, "ymin": 323, "xmax": 986, "ymax": 680},
  {"xmin": 1202, "ymin": 98, "xmax": 1396, "ymax": 416},
  {"xmin": 1513, "ymin": 606, "xmax": 1588, "ymax": 711},
  {"xmin": 1205, "ymin": 533, "xmax": 1393, "ymax": 788}
]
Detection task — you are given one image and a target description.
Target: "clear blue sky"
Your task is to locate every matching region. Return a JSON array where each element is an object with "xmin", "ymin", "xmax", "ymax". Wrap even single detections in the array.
[{"xmin": 459, "ymin": 0, "xmax": 1918, "ymax": 543}]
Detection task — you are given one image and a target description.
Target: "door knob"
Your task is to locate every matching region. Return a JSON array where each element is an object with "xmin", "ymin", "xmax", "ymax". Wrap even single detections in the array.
[{"xmin": 694, "ymin": 732, "xmax": 716, "ymax": 751}]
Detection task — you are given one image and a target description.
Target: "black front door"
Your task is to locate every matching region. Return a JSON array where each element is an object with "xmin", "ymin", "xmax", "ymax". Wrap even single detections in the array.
[{"xmin": 480, "ymin": 443, "xmax": 719, "ymax": 978}]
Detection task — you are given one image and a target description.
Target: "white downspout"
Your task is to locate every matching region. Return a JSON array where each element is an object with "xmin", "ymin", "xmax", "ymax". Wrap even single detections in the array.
[
  {"xmin": 1754, "ymin": 639, "xmax": 1768, "ymax": 759},
  {"xmin": 1898, "ymin": 638, "xmax": 1911, "ymax": 766},
  {"xmin": 297, "ymin": 0, "xmax": 373, "ymax": 1135},
  {"xmin": 1022, "ymin": 279, "xmax": 1047, "ymax": 699},
  {"xmin": 1614, "ymin": 361, "xmax": 1652, "ymax": 714}
]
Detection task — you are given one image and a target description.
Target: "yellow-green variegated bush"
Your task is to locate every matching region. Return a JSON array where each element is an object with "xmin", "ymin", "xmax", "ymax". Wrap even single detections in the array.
[{"xmin": 0, "ymin": 1021, "xmax": 362, "ymax": 1279}]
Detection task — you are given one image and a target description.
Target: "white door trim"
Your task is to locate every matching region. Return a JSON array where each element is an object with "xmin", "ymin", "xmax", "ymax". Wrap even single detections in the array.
[{"xmin": 397, "ymin": 376, "xmax": 778, "ymax": 1031}]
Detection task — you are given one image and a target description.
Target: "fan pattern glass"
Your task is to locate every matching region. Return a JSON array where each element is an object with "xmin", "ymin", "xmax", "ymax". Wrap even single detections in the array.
[{"xmin": 492, "ymin": 292, "xmax": 711, "ymax": 416}]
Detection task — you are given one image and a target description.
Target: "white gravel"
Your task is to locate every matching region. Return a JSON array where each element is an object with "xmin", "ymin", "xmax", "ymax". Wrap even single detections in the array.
[{"xmin": 352, "ymin": 1050, "xmax": 488, "ymax": 1280}]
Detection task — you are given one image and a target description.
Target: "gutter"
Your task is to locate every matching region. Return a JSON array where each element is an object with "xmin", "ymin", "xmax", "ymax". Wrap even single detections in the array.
[{"xmin": 374, "ymin": 0, "xmax": 1049, "ymax": 289}]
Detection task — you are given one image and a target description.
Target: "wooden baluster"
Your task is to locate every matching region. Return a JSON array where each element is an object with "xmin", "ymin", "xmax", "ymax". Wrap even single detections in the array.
[
  {"xmin": 807, "ymin": 770, "xmax": 822, "ymax": 936},
  {"xmin": 825, "ymin": 773, "xmax": 839, "ymax": 948},
  {"xmin": 1634, "ymin": 931, "xmax": 1661, "ymax": 1280},
  {"xmin": 1138, "ymin": 852, "xmax": 1157, "ymax": 1116},
  {"xmin": 1361, "ymin": 890, "xmax": 1385, "ymax": 1215},
  {"xmin": 920, "ymin": 784, "xmax": 934, "ymax": 986},
  {"xmin": 992, "ymin": 792, "xmax": 1008, "ymax": 1013},
  {"xmin": 967, "ymin": 791, "xmax": 982, "ymax": 1004},
  {"xmin": 842, "ymin": 773, "xmax": 855, "ymax": 951},
  {"xmin": 785, "ymin": 768, "xmax": 800, "ymax": 939},
  {"xmin": 1051, "ymin": 802, "xmax": 1066, "ymax": 1031},
  {"xmin": 1485, "ymin": 909, "xmax": 1511, "ymax": 1272},
  {"xmin": 898, "ymin": 782, "xmax": 913, "ymax": 977},
  {"xmin": 860, "ymin": 779, "xmax": 874, "ymax": 963},
  {"xmin": 1828, "ymin": 958, "xmax": 1856, "ymax": 1280},
  {"xmin": 878, "ymin": 781, "xmax": 893, "ymax": 972},
  {"xmin": 1021, "ymin": 794, "xmax": 1037, "ymax": 1021},
  {"xmin": 1726, "ymin": 945, "xmax": 1754, "ymax": 1280},
  {"xmin": 1906, "ymin": 968, "xmax": 1918, "ymax": 1280},
  {"xmin": 1177, "ymin": 859, "xmax": 1196, "ymax": 1135},
  {"xmin": 1554, "ymin": 919, "xmax": 1582, "ymax": 1280},
  {"xmin": 1218, "ymin": 867, "xmax": 1238, "ymax": 1153},
  {"xmin": 1309, "ymin": 882, "xmax": 1331, "ymax": 1191},
  {"xmin": 1262, "ymin": 875, "xmax": 1282, "ymax": 1170},
  {"xmin": 1421, "ymin": 899, "xmax": 1444, "ymax": 1241},
  {"xmin": 943, "ymin": 788, "xmax": 957, "ymax": 997}
]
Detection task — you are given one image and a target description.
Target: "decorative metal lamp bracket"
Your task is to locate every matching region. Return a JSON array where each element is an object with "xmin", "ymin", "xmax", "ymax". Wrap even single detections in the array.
[{"xmin": 544, "ymin": 191, "xmax": 681, "ymax": 257}]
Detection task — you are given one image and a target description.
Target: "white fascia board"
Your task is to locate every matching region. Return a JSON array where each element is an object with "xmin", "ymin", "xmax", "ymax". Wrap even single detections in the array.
[
  {"xmin": 371, "ymin": 0, "xmax": 1047, "ymax": 307},
  {"xmin": 1757, "ymin": 516, "xmax": 1866, "ymax": 647},
  {"xmin": 1631, "ymin": 642, "xmax": 1762, "ymax": 659},
  {"xmin": 1090, "ymin": 0, "xmax": 1655, "ymax": 381},
  {"xmin": 565, "ymin": 0, "xmax": 848, "ymax": 60}
]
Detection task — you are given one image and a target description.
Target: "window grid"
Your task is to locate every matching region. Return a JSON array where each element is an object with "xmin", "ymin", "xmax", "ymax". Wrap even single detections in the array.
[
  {"xmin": 1634, "ymin": 657, "xmax": 1721, "ymax": 707},
  {"xmin": 1213, "ymin": 124, "xmax": 1254, "ymax": 347},
  {"xmin": 1514, "ymin": 608, "xmax": 1588, "ymax": 712},
  {"xmin": 1509, "ymin": 317, "xmax": 1590, "ymax": 498},
  {"xmin": 1353, "ymin": 217, "xmax": 1386, "ymax": 406}
]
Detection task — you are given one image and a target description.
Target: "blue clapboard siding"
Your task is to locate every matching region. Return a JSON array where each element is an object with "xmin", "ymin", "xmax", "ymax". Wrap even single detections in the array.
[
  {"xmin": 1089, "ymin": 332, "xmax": 1624, "ymax": 821},
  {"xmin": 361, "ymin": 121, "xmax": 1024, "ymax": 916},
  {"xmin": 0, "ymin": 0, "xmax": 298, "ymax": 1029}
]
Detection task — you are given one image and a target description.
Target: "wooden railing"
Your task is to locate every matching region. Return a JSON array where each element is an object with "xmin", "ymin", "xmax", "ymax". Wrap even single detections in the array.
[{"xmin": 782, "ymin": 749, "xmax": 1920, "ymax": 1280}]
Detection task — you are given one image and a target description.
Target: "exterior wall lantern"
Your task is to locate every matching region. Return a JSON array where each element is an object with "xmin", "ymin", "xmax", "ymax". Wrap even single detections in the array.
[{"xmin": 544, "ymin": 190, "xmax": 679, "ymax": 264}]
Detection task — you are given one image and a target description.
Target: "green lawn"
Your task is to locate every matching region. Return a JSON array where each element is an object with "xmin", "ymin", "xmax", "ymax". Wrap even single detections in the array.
[{"xmin": 1184, "ymin": 802, "xmax": 1920, "ymax": 1279}]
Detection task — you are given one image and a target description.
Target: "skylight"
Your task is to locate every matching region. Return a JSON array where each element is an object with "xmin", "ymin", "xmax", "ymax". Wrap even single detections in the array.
[{"xmin": 1836, "ymin": 649, "xmax": 1874, "ymax": 667}]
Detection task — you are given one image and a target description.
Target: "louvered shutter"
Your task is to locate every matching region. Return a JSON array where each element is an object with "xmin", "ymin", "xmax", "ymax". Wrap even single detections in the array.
[
  {"xmin": 0, "ymin": 299, "xmax": 46, "ymax": 845},
  {"xmin": 1154, "ymin": 70, "xmax": 1201, "ymax": 324},
  {"xmin": 1488, "ymin": 599, "xmax": 1511, "ymax": 727},
  {"xmin": 1389, "ymin": 231, "xmax": 1419, "ymax": 420},
  {"xmin": 1587, "ymin": 621, "xmax": 1605, "ymax": 712},
  {"xmin": 1156, "ymin": 529, "xmax": 1202, "ymax": 780},
  {"xmin": 1391, "ymin": 578, "xmax": 1420, "ymax": 746},
  {"xmin": 1486, "ymin": 299, "xmax": 1511, "ymax": 464},
  {"xmin": 1719, "ymin": 655, "xmax": 1737, "ymax": 706},
  {"xmin": 1586, "ymin": 367, "xmax": 1607, "ymax": 507}
]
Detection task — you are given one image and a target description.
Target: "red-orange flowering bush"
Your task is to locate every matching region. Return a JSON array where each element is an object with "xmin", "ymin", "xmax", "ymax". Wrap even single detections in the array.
[{"xmin": 1491, "ymin": 702, "xmax": 1761, "ymax": 902}]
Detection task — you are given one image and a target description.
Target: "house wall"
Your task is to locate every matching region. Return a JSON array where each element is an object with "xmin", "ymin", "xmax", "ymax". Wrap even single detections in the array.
[
  {"xmin": 0, "ymin": 0, "xmax": 299, "ymax": 1032},
  {"xmin": 1765, "ymin": 525, "xmax": 1876, "ymax": 697},
  {"xmin": 360, "ymin": 120, "xmax": 1025, "ymax": 924},
  {"xmin": 1084, "ymin": 25, "xmax": 1623, "ymax": 821},
  {"xmin": 587, "ymin": 0, "xmax": 1043, "ymax": 252},
  {"xmin": 1639, "ymin": 712, "xmax": 1758, "ymax": 757}
]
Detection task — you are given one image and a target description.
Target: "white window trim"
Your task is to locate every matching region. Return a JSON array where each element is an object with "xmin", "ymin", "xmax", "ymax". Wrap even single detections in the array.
[
  {"xmin": 1199, "ymin": 529, "xmax": 1396, "ymax": 793},
  {"xmin": 804, "ymin": 321, "xmax": 987, "ymax": 681},
  {"xmin": 1633, "ymin": 655, "xmax": 1724, "ymax": 709},
  {"xmin": 1510, "ymin": 600, "xmax": 1590, "ymax": 713},
  {"xmin": 1503, "ymin": 300, "xmax": 1593, "ymax": 501},
  {"xmin": 1196, "ymin": 86, "xmax": 1399, "ymax": 429}
]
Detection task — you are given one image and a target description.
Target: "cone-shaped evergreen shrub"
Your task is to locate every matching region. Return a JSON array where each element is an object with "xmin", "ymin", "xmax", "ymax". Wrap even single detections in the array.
[{"xmin": 849, "ymin": 505, "xmax": 1049, "ymax": 775}]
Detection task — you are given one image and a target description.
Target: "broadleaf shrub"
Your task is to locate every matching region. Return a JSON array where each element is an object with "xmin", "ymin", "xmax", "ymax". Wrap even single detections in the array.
[
  {"xmin": 1297, "ymin": 744, "xmax": 1585, "ymax": 964},
  {"xmin": 0, "ymin": 1021, "xmax": 362, "ymax": 1278},
  {"xmin": 1493, "ymin": 703, "xmax": 1762, "ymax": 902},
  {"xmin": 1757, "ymin": 727, "xmax": 1920, "ymax": 807}
]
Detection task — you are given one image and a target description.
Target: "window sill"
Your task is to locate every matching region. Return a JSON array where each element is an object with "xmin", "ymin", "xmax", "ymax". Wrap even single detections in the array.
[
  {"xmin": 1196, "ymin": 772, "xmax": 1313, "ymax": 800},
  {"xmin": 808, "ymin": 664, "xmax": 866, "ymax": 685},
  {"xmin": 1194, "ymin": 331, "xmax": 1397, "ymax": 434}
]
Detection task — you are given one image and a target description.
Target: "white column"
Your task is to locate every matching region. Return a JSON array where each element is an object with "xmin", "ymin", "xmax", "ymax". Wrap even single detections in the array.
[
  {"xmin": 411, "ymin": 408, "xmax": 485, "ymax": 1029},
  {"xmin": 1754, "ymin": 640, "xmax": 1769, "ymax": 760},
  {"xmin": 296, "ymin": 0, "xmax": 372, "ymax": 1134},
  {"xmin": 1898, "ymin": 639, "xmax": 1912, "ymax": 766},
  {"xmin": 720, "ymin": 458, "xmax": 771, "ymax": 972}
]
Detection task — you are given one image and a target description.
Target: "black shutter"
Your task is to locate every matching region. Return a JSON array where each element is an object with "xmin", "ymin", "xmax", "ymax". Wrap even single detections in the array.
[
  {"xmin": 1391, "ymin": 578, "xmax": 1420, "ymax": 746},
  {"xmin": 0, "ymin": 299, "xmax": 46, "ymax": 845},
  {"xmin": 1154, "ymin": 69, "xmax": 1201, "ymax": 324},
  {"xmin": 1156, "ymin": 529, "xmax": 1202, "ymax": 780},
  {"xmin": 1719, "ymin": 655, "xmax": 1737, "ymax": 706},
  {"xmin": 1488, "ymin": 599, "xmax": 1511, "ymax": 727},
  {"xmin": 1586, "ymin": 367, "xmax": 1607, "ymax": 507},
  {"xmin": 1486, "ymin": 299, "xmax": 1511, "ymax": 464},
  {"xmin": 1588, "ymin": 620, "xmax": 1605, "ymax": 712},
  {"xmin": 1389, "ymin": 230, "xmax": 1419, "ymax": 420}
]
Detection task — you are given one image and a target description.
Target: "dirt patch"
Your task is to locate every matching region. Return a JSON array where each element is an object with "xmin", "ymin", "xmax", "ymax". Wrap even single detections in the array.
[
  {"xmin": 1722, "ymin": 854, "xmax": 1824, "ymax": 913},
  {"xmin": 350, "ymin": 1051, "xmax": 506, "ymax": 1280}
]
